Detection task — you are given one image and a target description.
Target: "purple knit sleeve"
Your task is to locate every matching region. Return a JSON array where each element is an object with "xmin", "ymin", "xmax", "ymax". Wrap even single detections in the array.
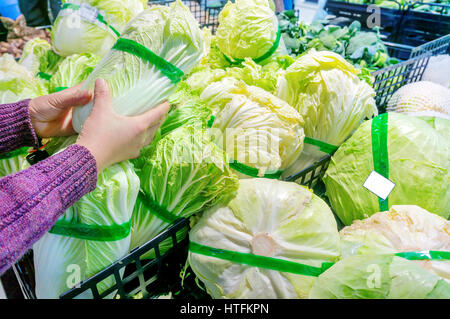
[
  {"xmin": 0, "ymin": 144, "xmax": 97, "ymax": 275},
  {"xmin": 0, "ymin": 99, "xmax": 39, "ymax": 154}
]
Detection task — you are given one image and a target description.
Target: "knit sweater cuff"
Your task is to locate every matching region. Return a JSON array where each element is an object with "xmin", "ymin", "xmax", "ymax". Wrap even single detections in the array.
[
  {"xmin": 0, "ymin": 99, "xmax": 39, "ymax": 154},
  {"xmin": 36, "ymin": 144, "xmax": 98, "ymax": 205}
]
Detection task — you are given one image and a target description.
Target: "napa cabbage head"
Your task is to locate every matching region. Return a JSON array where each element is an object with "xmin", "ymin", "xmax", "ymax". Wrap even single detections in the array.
[
  {"xmin": 339, "ymin": 205, "xmax": 450, "ymax": 282},
  {"xmin": 201, "ymin": 78, "xmax": 305, "ymax": 178},
  {"xmin": 72, "ymin": 1, "xmax": 205, "ymax": 133},
  {"xmin": 216, "ymin": 0, "xmax": 281, "ymax": 63},
  {"xmin": 309, "ymin": 254, "xmax": 450, "ymax": 299},
  {"xmin": 52, "ymin": 0, "xmax": 147, "ymax": 57},
  {"xmin": 185, "ymin": 55, "xmax": 294, "ymax": 95},
  {"xmin": 188, "ymin": 178, "xmax": 341, "ymax": 299},
  {"xmin": 323, "ymin": 113, "xmax": 450, "ymax": 226},
  {"xmin": 130, "ymin": 126, "xmax": 238, "ymax": 256},
  {"xmin": 0, "ymin": 54, "xmax": 47, "ymax": 103},
  {"xmin": 33, "ymin": 159, "xmax": 140, "ymax": 298},
  {"xmin": 49, "ymin": 53, "xmax": 100, "ymax": 93},
  {"xmin": 276, "ymin": 49, "xmax": 377, "ymax": 178}
]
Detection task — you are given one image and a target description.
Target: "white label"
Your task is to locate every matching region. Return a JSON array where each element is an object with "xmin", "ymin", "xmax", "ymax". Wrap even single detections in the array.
[
  {"xmin": 363, "ymin": 171, "xmax": 395, "ymax": 200},
  {"xmin": 79, "ymin": 3, "xmax": 99, "ymax": 24}
]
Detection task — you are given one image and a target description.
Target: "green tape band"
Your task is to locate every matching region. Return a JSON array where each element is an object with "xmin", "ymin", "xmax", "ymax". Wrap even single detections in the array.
[
  {"xmin": 112, "ymin": 38, "xmax": 184, "ymax": 84},
  {"xmin": 0, "ymin": 147, "xmax": 29, "ymax": 160},
  {"xmin": 223, "ymin": 27, "xmax": 282, "ymax": 65},
  {"xmin": 37, "ymin": 72, "xmax": 52, "ymax": 81},
  {"xmin": 189, "ymin": 241, "xmax": 334, "ymax": 277},
  {"xmin": 304, "ymin": 137, "xmax": 339, "ymax": 154},
  {"xmin": 229, "ymin": 159, "xmax": 282, "ymax": 179},
  {"xmin": 55, "ymin": 86, "xmax": 68, "ymax": 92},
  {"xmin": 49, "ymin": 219, "xmax": 131, "ymax": 242},
  {"xmin": 371, "ymin": 113, "xmax": 389, "ymax": 211},
  {"xmin": 61, "ymin": 2, "xmax": 120, "ymax": 37},
  {"xmin": 395, "ymin": 251, "xmax": 450, "ymax": 261},
  {"xmin": 138, "ymin": 190, "xmax": 179, "ymax": 224},
  {"xmin": 207, "ymin": 115, "xmax": 215, "ymax": 128}
]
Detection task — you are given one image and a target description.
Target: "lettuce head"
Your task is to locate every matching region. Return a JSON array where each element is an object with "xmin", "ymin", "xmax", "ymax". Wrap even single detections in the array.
[
  {"xmin": 33, "ymin": 159, "xmax": 140, "ymax": 298},
  {"xmin": 0, "ymin": 54, "xmax": 47, "ymax": 103},
  {"xmin": 52, "ymin": 0, "xmax": 147, "ymax": 57},
  {"xmin": 129, "ymin": 126, "xmax": 239, "ymax": 256},
  {"xmin": 201, "ymin": 78, "xmax": 305, "ymax": 178},
  {"xmin": 188, "ymin": 178, "xmax": 341, "ymax": 299},
  {"xmin": 309, "ymin": 254, "xmax": 450, "ymax": 299},
  {"xmin": 49, "ymin": 53, "xmax": 100, "ymax": 93},
  {"xmin": 340, "ymin": 205, "xmax": 450, "ymax": 281},
  {"xmin": 72, "ymin": 0, "xmax": 205, "ymax": 133},
  {"xmin": 216, "ymin": 0, "xmax": 281, "ymax": 63},
  {"xmin": 276, "ymin": 49, "xmax": 377, "ymax": 178},
  {"xmin": 323, "ymin": 112, "xmax": 450, "ymax": 225}
]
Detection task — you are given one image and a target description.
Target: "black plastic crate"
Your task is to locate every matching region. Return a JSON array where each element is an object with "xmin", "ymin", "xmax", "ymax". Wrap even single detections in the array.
[
  {"xmin": 409, "ymin": 34, "xmax": 450, "ymax": 58},
  {"xmin": 398, "ymin": 2, "xmax": 450, "ymax": 48},
  {"xmin": 148, "ymin": 0, "xmax": 226, "ymax": 34},
  {"xmin": 284, "ymin": 154, "xmax": 332, "ymax": 188},
  {"xmin": 10, "ymin": 218, "xmax": 206, "ymax": 299},
  {"xmin": 324, "ymin": 0, "xmax": 405, "ymax": 41},
  {"xmin": 383, "ymin": 41, "xmax": 414, "ymax": 60},
  {"xmin": 371, "ymin": 53, "xmax": 431, "ymax": 113}
]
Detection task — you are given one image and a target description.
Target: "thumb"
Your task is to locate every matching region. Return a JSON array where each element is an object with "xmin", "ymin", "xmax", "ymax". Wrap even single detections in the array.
[
  {"xmin": 47, "ymin": 83, "xmax": 93, "ymax": 110},
  {"xmin": 91, "ymin": 78, "xmax": 113, "ymax": 114},
  {"xmin": 135, "ymin": 101, "xmax": 170, "ymax": 129}
]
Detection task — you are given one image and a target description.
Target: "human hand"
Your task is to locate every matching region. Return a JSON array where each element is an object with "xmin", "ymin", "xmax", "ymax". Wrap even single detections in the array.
[
  {"xmin": 28, "ymin": 84, "xmax": 93, "ymax": 138},
  {"xmin": 76, "ymin": 79, "xmax": 170, "ymax": 172}
]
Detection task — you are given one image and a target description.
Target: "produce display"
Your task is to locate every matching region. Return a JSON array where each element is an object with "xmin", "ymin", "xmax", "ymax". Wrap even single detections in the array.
[
  {"xmin": 277, "ymin": 11, "xmax": 399, "ymax": 71},
  {"xmin": 331, "ymin": 0, "xmax": 450, "ymax": 15},
  {"xmin": 0, "ymin": 15, "xmax": 52, "ymax": 59},
  {"xmin": 0, "ymin": 0, "xmax": 449, "ymax": 301}
]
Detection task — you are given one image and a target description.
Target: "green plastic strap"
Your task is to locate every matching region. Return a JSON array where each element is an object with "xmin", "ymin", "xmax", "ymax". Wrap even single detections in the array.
[
  {"xmin": 304, "ymin": 137, "xmax": 339, "ymax": 154},
  {"xmin": 207, "ymin": 115, "xmax": 215, "ymax": 128},
  {"xmin": 230, "ymin": 159, "xmax": 282, "ymax": 179},
  {"xmin": 395, "ymin": 251, "xmax": 450, "ymax": 261},
  {"xmin": 37, "ymin": 72, "xmax": 52, "ymax": 81},
  {"xmin": 138, "ymin": 191, "xmax": 179, "ymax": 224},
  {"xmin": 371, "ymin": 113, "xmax": 389, "ymax": 211},
  {"xmin": 61, "ymin": 2, "xmax": 120, "ymax": 37},
  {"xmin": 112, "ymin": 38, "xmax": 184, "ymax": 84},
  {"xmin": 55, "ymin": 86, "xmax": 68, "ymax": 92},
  {"xmin": 189, "ymin": 241, "xmax": 334, "ymax": 277},
  {"xmin": 49, "ymin": 219, "xmax": 131, "ymax": 242},
  {"xmin": 0, "ymin": 147, "xmax": 29, "ymax": 160},
  {"xmin": 223, "ymin": 27, "xmax": 282, "ymax": 65}
]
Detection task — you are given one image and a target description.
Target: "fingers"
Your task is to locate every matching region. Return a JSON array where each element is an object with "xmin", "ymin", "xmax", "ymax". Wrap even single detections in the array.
[
  {"xmin": 91, "ymin": 79, "xmax": 112, "ymax": 114},
  {"xmin": 136, "ymin": 101, "xmax": 170, "ymax": 129},
  {"xmin": 47, "ymin": 84, "xmax": 93, "ymax": 110}
]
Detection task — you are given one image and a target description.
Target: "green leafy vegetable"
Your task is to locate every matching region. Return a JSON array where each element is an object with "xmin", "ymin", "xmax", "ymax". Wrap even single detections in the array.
[
  {"xmin": 129, "ymin": 126, "xmax": 239, "ymax": 256},
  {"xmin": 276, "ymin": 49, "xmax": 377, "ymax": 178},
  {"xmin": 323, "ymin": 113, "xmax": 450, "ymax": 225},
  {"xmin": 188, "ymin": 178, "xmax": 341, "ymax": 299},
  {"xmin": 52, "ymin": 0, "xmax": 147, "ymax": 57},
  {"xmin": 72, "ymin": 0, "xmax": 205, "ymax": 133}
]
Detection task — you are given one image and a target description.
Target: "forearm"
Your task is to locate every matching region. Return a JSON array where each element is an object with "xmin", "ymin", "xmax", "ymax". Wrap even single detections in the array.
[
  {"xmin": 0, "ymin": 99, "xmax": 39, "ymax": 154},
  {"xmin": 0, "ymin": 144, "xmax": 97, "ymax": 275}
]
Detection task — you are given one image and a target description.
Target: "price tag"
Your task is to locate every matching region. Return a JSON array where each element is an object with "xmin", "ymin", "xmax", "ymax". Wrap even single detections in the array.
[
  {"xmin": 79, "ymin": 3, "xmax": 99, "ymax": 24},
  {"xmin": 363, "ymin": 171, "xmax": 395, "ymax": 200}
]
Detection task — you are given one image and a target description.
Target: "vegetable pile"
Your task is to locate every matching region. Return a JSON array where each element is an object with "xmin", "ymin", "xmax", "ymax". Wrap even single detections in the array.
[
  {"xmin": 277, "ymin": 11, "xmax": 399, "ymax": 71},
  {"xmin": 0, "ymin": 0, "xmax": 449, "ymax": 300}
]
